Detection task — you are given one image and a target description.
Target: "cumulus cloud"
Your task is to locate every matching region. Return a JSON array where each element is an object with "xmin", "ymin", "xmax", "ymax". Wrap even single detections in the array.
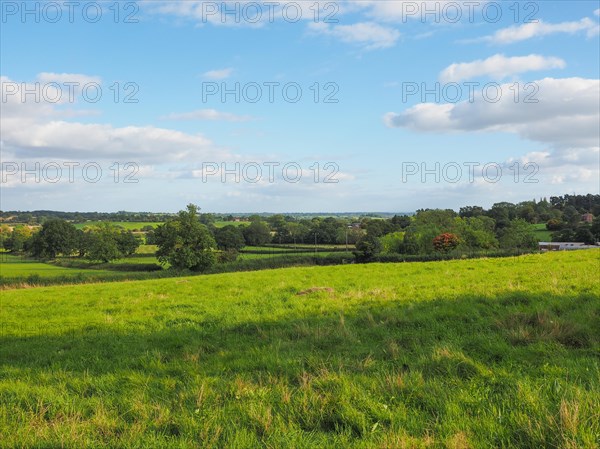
[
  {"xmin": 1, "ymin": 75, "xmax": 231, "ymax": 164},
  {"xmin": 161, "ymin": 109, "xmax": 253, "ymax": 122},
  {"xmin": 481, "ymin": 17, "xmax": 599, "ymax": 44},
  {"xmin": 385, "ymin": 78, "xmax": 600, "ymax": 139},
  {"xmin": 308, "ymin": 21, "xmax": 400, "ymax": 50},
  {"xmin": 384, "ymin": 77, "xmax": 600, "ymax": 151},
  {"xmin": 439, "ymin": 54, "xmax": 565, "ymax": 82},
  {"xmin": 384, "ymin": 77, "xmax": 600, "ymax": 192}
]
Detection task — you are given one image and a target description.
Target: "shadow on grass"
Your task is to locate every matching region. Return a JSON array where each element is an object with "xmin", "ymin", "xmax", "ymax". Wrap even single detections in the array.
[{"xmin": 1, "ymin": 291, "xmax": 598, "ymax": 378}]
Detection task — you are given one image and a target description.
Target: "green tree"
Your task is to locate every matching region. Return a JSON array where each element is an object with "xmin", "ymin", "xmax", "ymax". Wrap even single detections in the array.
[
  {"xmin": 116, "ymin": 231, "xmax": 141, "ymax": 256},
  {"xmin": 0, "ymin": 224, "xmax": 11, "ymax": 249},
  {"xmin": 354, "ymin": 234, "xmax": 382, "ymax": 262},
  {"xmin": 498, "ymin": 219, "xmax": 538, "ymax": 250},
  {"xmin": 30, "ymin": 219, "xmax": 78, "ymax": 258},
  {"xmin": 574, "ymin": 226, "xmax": 595, "ymax": 245},
  {"xmin": 86, "ymin": 231, "xmax": 122, "ymax": 262},
  {"xmin": 155, "ymin": 204, "xmax": 217, "ymax": 271},
  {"xmin": 380, "ymin": 232, "xmax": 404, "ymax": 254},
  {"xmin": 242, "ymin": 221, "xmax": 271, "ymax": 246},
  {"xmin": 214, "ymin": 225, "xmax": 245, "ymax": 251},
  {"xmin": 5, "ymin": 226, "xmax": 33, "ymax": 252},
  {"xmin": 591, "ymin": 217, "xmax": 600, "ymax": 240}
]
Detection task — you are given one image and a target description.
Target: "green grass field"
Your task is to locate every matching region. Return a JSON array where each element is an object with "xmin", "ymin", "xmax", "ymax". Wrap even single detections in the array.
[
  {"xmin": 73, "ymin": 222, "xmax": 165, "ymax": 231},
  {"xmin": 531, "ymin": 223, "xmax": 553, "ymax": 242},
  {"xmin": 214, "ymin": 221, "xmax": 249, "ymax": 228},
  {"xmin": 1, "ymin": 250, "xmax": 598, "ymax": 448},
  {"xmin": 0, "ymin": 254, "xmax": 115, "ymax": 279}
]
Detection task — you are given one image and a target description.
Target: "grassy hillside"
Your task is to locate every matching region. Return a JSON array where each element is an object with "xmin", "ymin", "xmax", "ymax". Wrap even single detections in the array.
[
  {"xmin": 1, "ymin": 251, "xmax": 599, "ymax": 448},
  {"xmin": 530, "ymin": 223, "xmax": 553, "ymax": 242}
]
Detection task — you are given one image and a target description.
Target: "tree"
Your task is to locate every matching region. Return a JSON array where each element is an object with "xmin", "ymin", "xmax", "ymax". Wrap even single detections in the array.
[
  {"xmin": 459, "ymin": 206, "xmax": 485, "ymax": 218},
  {"xmin": 498, "ymin": 219, "xmax": 538, "ymax": 250},
  {"xmin": 452, "ymin": 217, "xmax": 498, "ymax": 250},
  {"xmin": 391, "ymin": 215, "xmax": 412, "ymax": 229},
  {"xmin": 5, "ymin": 226, "xmax": 33, "ymax": 252},
  {"xmin": 214, "ymin": 225, "xmax": 245, "ymax": 251},
  {"xmin": 562, "ymin": 205, "xmax": 580, "ymax": 227},
  {"xmin": 591, "ymin": 217, "xmax": 600, "ymax": 240},
  {"xmin": 154, "ymin": 204, "xmax": 217, "ymax": 271},
  {"xmin": 574, "ymin": 226, "xmax": 595, "ymax": 245},
  {"xmin": 546, "ymin": 219, "xmax": 563, "ymax": 231},
  {"xmin": 380, "ymin": 232, "xmax": 404, "ymax": 254},
  {"xmin": 0, "ymin": 224, "xmax": 11, "ymax": 249},
  {"xmin": 116, "ymin": 231, "xmax": 141, "ymax": 256},
  {"xmin": 433, "ymin": 233, "xmax": 460, "ymax": 253},
  {"xmin": 30, "ymin": 219, "xmax": 78, "ymax": 258},
  {"xmin": 242, "ymin": 221, "xmax": 271, "ymax": 246},
  {"xmin": 354, "ymin": 234, "xmax": 382, "ymax": 262},
  {"xmin": 86, "ymin": 231, "xmax": 122, "ymax": 262}
]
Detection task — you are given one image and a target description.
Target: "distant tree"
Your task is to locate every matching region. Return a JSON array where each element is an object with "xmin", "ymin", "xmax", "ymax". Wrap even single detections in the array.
[
  {"xmin": 552, "ymin": 228, "xmax": 576, "ymax": 242},
  {"xmin": 0, "ymin": 224, "xmax": 11, "ymax": 249},
  {"xmin": 5, "ymin": 226, "xmax": 33, "ymax": 252},
  {"xmin": 116, "ymin": 231, "xmax": 141, "ymax": 256},
  {"xmin": 546, "ymin": 219, "xmax": 563, "ymax": 231},
  {"xmin": 452, "ymin": 217, "xmax": 498, "ymax": 250},
  {"xmin": 86, "ymin": 231, "xmax": 122, "ymax": 262},
  {"xmin": 391, "ymin": 215, "xmax": 412, "ymax": 228},
  {"xmin": 242, "ymin": 221, "xmax": 271, "ymax": 246},
  {"xmin": 354, "ymin": 234, "xmax": 382, "ymax": 262},
  {"xmin": 459, "ymin": 206, "xmax": 485, "ymax": 218},
  {"xmin": 498, "ymin": 219, "xmax": 538, "ymax": 250},
  {"xmin": 214, "ymin": 225, "xmax": 245, "ymax": 251},
  {"xmin": 574, "ymin": 226, "xmax": 595, "ymax": 245},
  {"xmin": 487, "ymin": 202, "xmax": 516, "ymax": 229},
  {"xmin": 145, "ymin": 230, "xmax": 156, "ymax": 245},
  {"xmin": 198, "ymin": 213, "xmax": 216, "ymax": 226},
  {"xmin": 155, "ymin": 204, "xmax": 217, "ymax": 271},
  {"xmin": 562, "ymin": 205, "xmax": 580, "ymax": 227},
  {"xmin": 591, "ymin": 217, "xmax": 600, "ymax": 240},
  {"xmin": 30, "ymin": 219, "xmax": 78, "ymax": 258},
  {"xmin": 380, "ymin": 232, "xmax": 404, "ymax": 254},
  {"xmin": 433, "ymin": 233, "xmax": 460, "ymax": 253}
]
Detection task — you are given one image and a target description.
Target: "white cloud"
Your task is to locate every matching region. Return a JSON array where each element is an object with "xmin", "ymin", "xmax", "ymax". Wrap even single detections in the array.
[
  {"xmin": 482, "ymin": 18, "xmax": 599, "ymax": 44},
  {"xmin": 203, "ymin": 68, "xmax": 233, "ymax": 80},
  {"xmin": 342, "ymin": 1, "xmax": 485, "ymax": 24},
  {"xmin": 308, "ymin": 21, "xmax": 400, "ymax": 50},
  {"xmin": 1, "ymin": 75, "xmax": 232, "ymax": 164},
  {"xmin": 161, "ymin": 109, "xmax": 253, "ymax": 122},
  {"xmin": 439, "ymin": 54, "xmax": 566, "ymax": 82},
  {"xmin": 384, "ymin": 78, "xmax": 600, "ymax": 164}
]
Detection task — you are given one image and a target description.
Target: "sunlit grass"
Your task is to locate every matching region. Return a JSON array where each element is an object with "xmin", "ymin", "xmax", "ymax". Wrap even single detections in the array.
[{"xmin": 1, "ymin": 250, "xmax": 598, "ymax": 447}]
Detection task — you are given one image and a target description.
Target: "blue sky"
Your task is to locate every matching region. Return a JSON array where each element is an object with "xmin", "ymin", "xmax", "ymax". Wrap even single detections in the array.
[{"xmin": 1, "ymin": 0, "xmax": 599, "ymax": 213}]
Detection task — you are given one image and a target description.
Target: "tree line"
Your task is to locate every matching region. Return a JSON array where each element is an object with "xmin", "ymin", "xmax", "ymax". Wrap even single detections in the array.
[{"xmin": 1, "ymin": 195, "xmax": 598, "ymax": 271}]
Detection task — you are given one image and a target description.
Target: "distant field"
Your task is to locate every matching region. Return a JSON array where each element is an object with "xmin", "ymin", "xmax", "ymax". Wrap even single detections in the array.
[
  {"xmin": 73, "ymin": 221, "xmax": 164, "ymax": 230},
  {"xmin": 1, "ymin": 250, "xmax": 598, "ymax": 448},
  {"xmin": 214, "ymin": 220, "xmax": 249, "ymax": 227},
  {"xmin": 0, "ymin": 254, "xmax": 114, "ymax": 278},
  {"xmin": 531, "ymin": 223, "xmax": 553, "ymax": 241},
  {"xmin": 238, "ymin": 251, "xmax": 349, "ymax": 260}
]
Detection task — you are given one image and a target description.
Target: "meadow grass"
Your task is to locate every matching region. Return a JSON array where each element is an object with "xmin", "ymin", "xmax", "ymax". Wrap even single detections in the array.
[
  {"xmin": 0, "ymin": 250, "xmax": 598, "ymax": 448},
  {"xmin": 530, "ymin": 224, "xmax": 553, "ymax": 242},
  {"xmin": 72, "ymin": 222, "xmax": 164, "ymax": 231},
  {"xmin": 0, "ymin": 254, "xmax": 115, "ymax": 279}
]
